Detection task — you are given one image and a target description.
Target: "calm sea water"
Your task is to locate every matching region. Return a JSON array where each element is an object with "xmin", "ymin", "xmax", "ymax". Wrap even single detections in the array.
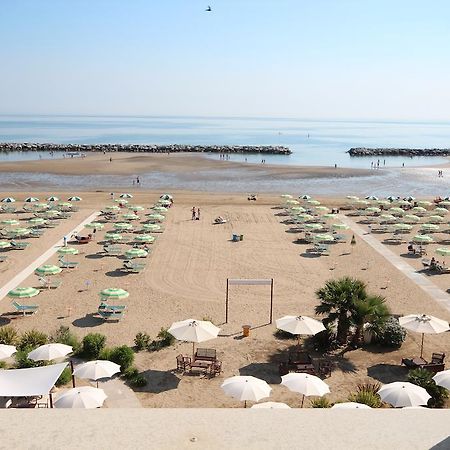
[{"xmin": 1, "ymin": 115, "xmax": 450, "ymax": 168}]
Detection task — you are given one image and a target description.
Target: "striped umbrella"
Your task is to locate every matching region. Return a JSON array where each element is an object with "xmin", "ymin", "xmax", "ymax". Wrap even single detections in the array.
[
  {"xmin": 99, "ymin": 288, "xmax": 129, "ymax": 300},
  {"xmin": 28, "ymin": 217, "xmax": 46, "ymax": 226},
  {"xmin": 434, "ymin": 207, "xmax": 448, "ymax": 215},
  {"xmin": 104, "ymin": 232, "xmax": 122, "ymax": 241},
  {"xmin": 68, "ymin": 196, "xmax": 82, "ymax": 201},
  {"xmin": 127, "ymin": 205, "xmax": 145, "ymax": 212},
  {"xmin": 121, "ymin": 214, "xmax": 139, "ymax": 221},
  {"xmin": 7, "ymin": 287, "xmax": 40, "ymax": 298},
  {"xmin": 147, "ymin": 214, "xmax": 165, "ymax": 222},
  {"xmin": 365, "ymin": 195, "xmax": 379, "ymax": 201},
  {"xmin": 14, "ymin": 228, "xmax": 31, "ymax": 236},
  {"xmin": 403, "ymin": 214, "xmax": 421, "ymax": 223},
  {"xmin": 428, "ymin": 215, "xmax": 444, "ymax": 223},
  {"xmin": 114, "ymin": 222, "xmax": 133, "ymax": 231},
  {"xmin": 281, "ymin": 194, "xmax": 293, "ymax": 199},
  {"xmin": 46, "ymin": 196, "xmax": 59, "ymax": 202},
  {"xmin": 160, "ymin": 193, "xmax": 173, "ymax": 200},
  {"xmin": 0, "ymin": 241, "xmax": 11, "ymax": 249},
  {"xmin": 421, "ymin": 223, "xmax": 440, "ymax": 232},
  {"xmin": 104, "ymin": 205, "xmax": 120, "ymax": 211},
  {"xmin": 119, "ymin": 193, "xmax": 133, "ymax": 198},
  {"xmin": 24, "ymin": 197, "xmax": 39, "ymax": 202},
  {"xmin": 1, "ymin": 197, "xmax": 15, "ymax": 203},
  {"xmin": 157, "ymin": 200, "xmax": 171, "ymax": 207},
  {"xmin": 307, "ymin": 200, "xmax": 321, "ymax": 206},
  {"xmin": 411, "ymin": 207, "xmax": 427, "ymax": 214},
  {"xmin": 314, "ymin": 234, "xmax": 335, "ymax": 242},
  {"xmin": 35, "ymin": 265, "xmax": 62, "ymax": 276},
  {"xmin": 412, "ymin": 235, "xmax": 434, "ymax": 244},
  {"xmin": 134, "ymin": 235, "xmax": 155, "ymax": 243},
  {"xmin": 393, "ymin": 223, "xmax": 412, "ymax": 231},
  {"xmin": 124, "ymin": 248, "xmax": 148, "ymax": 259},
  {"xmin": 142, "ymin": 223, "xmax": 161, "ymax": 231},
  {"xmin": 436, "ymin": 248, "xmax": 450, "ymax": 257},
  {"xmin": 151, "ymin": 206, "xmax": 168, "ymax": 213},
  {"xmin": 85, "ymin": 222, "xmax": 104, "ymax": 229},
  {"xmin": 0, "ymin": 219, "xmax": 19, "ymax": 226},
  {"xmin": 346, "ymin": 195, "xmax": 359, "ymax": 200},
  {"xmin": 57, "ymin": 247, "xmax": 79, "ymax": 255},
  {"xmin": 417, "ymin": 200, "xmax": 432, "ymax": 207},
  {"xmin": 115, "ymin": 199, "xmax": 128, "ymax": 204},
  {"xmin": 304, "ymin": 223, "xmax": 322, "ymax": 230},
  {"xmin": 331, "ymin": 223, "xmax": 349, "ymax": 230}
]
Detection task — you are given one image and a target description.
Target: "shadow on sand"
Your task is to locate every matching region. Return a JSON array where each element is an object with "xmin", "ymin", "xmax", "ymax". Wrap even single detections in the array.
[{"xmin": 139, "ymin": 370, "xmax": 180, "ymax": 393}]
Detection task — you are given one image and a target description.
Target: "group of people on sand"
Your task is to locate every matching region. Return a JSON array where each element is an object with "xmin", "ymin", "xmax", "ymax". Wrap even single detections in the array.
[{"xmin": 191, "ymin": 206, "xmax": 201, "ymax": 220}]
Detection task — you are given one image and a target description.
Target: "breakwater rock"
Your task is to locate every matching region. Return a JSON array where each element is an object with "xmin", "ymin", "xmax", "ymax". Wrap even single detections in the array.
[
  {"xmin": 0, "ymin": 143, "xmax": 291, "ymax": 155},
  {"xmin": 348, "ymin": 147, "xmax": 450, "ymax": 157}
]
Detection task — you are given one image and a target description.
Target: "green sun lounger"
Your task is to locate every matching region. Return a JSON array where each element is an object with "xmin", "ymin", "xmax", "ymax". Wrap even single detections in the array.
[{"xmin": 12, "ymin": 301, "xmax": 39, "ymax": 316}]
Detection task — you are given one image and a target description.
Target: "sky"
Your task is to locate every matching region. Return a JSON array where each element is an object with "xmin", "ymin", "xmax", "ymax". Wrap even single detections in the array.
[{"xmin": 1, "ymin": 0, "xmax": 450, "ymax": 120}]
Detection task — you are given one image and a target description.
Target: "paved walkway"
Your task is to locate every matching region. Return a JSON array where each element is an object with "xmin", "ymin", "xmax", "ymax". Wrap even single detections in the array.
[
  {"xmin": 0, "ymin": 210, "xmax": 100, "ymax": 301},
  {"xmin": 99, "ymin": 378, "xmax": 142, "ymax": 408},
  {"xmin": 340, "ymin": 215, "xmax": 450, "ymax": 313}
]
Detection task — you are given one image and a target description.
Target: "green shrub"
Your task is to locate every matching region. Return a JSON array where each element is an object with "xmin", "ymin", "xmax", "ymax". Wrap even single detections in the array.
[
  {"xmin": 82, "ymin": 333, "xmax": 106, "ymax": 359},
  {"xmin": 15, "ymin": 348, "xmax": 43, "ymax": 368},
  {"xmin": 134, "ymin": 332, "xmax": 151, "ymax": 351},
  {"xmin": 408, "ymin": 369, "xmax": 449, "ymax": 408},
  {"xmin": 98, "ymin": 347, "xmax": 112, "ymax": 361},
  {"xmin": 348, "ymin": 382, "xmax": 383, "ymax": 408},
  {"xmin": 17, "ymin": 329, "xmax": 48, "ymax": 351},
  {"xmin": 121, "ymin": 366, "xmax": 147, "ymax": 388},
  {"xmin": 306, "ymin": 325, "xmax": 338, "ymax": 352},
  {"xmin": 50, "ymin": 326, "xmax": 81, "ymax": 353},
  {"xmin": 0, "ymin": 326, "xmax": 18, "ymax": 345},
  {"xmin": 310, "ymin": 397, "xmax": 332, "ymax": 408},
  {"xmin": 0, "ymin": 361, "xmax": 6, "ymax": 369},
  {"xmin": 129, "ymin": 374, "xmax": 147, "ymax": 388},
  {"xmin": 157, "ymin": 328, "xmax": 175, "ymax": 347},
  {"xmin": 123, "ymin": 366, "xmax": 139, "ymax": 380},
  {"xmin": 55, "ymin": 367, "xmax": 73, "ymax": 387},
  {"xmin": 372, "ymin": 317, "xmax": 406, "ymax": 348},
  {"xmin": 273, "ymin": 329, "xmax": 296, "ymax": 340},
  {"xmin": 109, "ymin": 345, "xmax": 134, "ymax": 371}
]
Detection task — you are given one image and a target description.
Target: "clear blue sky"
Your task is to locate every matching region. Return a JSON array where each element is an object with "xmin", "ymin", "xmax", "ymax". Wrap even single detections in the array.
[{"xmin": 1, "ymin": 0, "xmax": 450, "ymax": 120}]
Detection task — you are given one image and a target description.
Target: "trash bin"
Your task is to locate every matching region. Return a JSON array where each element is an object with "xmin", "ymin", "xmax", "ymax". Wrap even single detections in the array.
[
  {"xmin": 242, "ymin": 325, "xmax": 251, "ymax": 337},
  {"xmin": 240, "ymin": 235, "xmax": 244, "ymax": 241},
  {"xmin": 232, "ymin": 234, "xmax": 239, "ymax": 242}
]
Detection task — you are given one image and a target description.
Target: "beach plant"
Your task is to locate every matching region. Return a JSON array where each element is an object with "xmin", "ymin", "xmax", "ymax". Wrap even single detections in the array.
[
  {"xmin": 98, "ymin": 347, "xmax": 112, "ymax": 360},
  {"xmin": 347, "ymin": 382, "xmax": 383, "ymax": 408},
  {"xmin": 310, "ymin": 397, "xmax": 332, "ymax": 408},
  {"xmin": 50, "ymin": 326, "xmax": 81, "ymax": 354},
  {"xmin": 15, "ymin": 348, "xmax": 44, "ymax": 369},
  {"xmin": 122, "ymin": 366, "xmax": 147, "ymax": 388},
  {"xmin": 0, "ymin": 326, "xmax": 18, "ymax": 345},
  {"xmin": 82, "ymin": 333, "xmax": 106, "ymax": 359},
  {"xmin": 0, "ymin": 361, "xmax": 6, "ymax": 369},
  {"xmin": 408, "ymin": 369, "xmax": 449, "ymax": 408},
  {"xmin": 17, "ymin": 329, "xmax": 48, "ymax": 351},
  {"xmin": 109, "ymin": 345, "xmax": 135, "ymax": 371},
  {"xmin": 371, "ymin": 317, "xmax": 406, "ymax": 348},
  {"xmin": 134, "ymin": 332, "xmax": 151, "ymax": 351},
  {"xmin": 148, "ymin": 328, "xmax": 176, "ymax": 351},
  {"xmin": 55, "ymin": 367, "xmax": 72, "ymax": 387}
]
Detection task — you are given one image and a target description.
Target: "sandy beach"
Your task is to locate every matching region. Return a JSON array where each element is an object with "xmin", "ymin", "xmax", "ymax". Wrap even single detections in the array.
[{"xmin": 0, "ymin": 187, "xmax": 449, "ymax": 408}]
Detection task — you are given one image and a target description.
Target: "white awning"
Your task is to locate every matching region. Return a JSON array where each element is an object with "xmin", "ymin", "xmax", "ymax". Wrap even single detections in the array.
[{"xmin": 0, "ymin": 362, "xmax": 67, "ymax": 397}]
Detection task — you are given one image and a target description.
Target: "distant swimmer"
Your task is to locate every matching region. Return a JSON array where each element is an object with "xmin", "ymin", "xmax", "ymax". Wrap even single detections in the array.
[{"xmin": 206, "ymin": 5, "xmax": 212, "ymax": 11}]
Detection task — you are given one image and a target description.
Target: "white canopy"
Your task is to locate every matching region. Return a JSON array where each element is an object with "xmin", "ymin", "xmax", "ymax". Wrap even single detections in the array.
[{"xmin": 0, "ymin": 362, "xmax": 67, "ymax": 397}]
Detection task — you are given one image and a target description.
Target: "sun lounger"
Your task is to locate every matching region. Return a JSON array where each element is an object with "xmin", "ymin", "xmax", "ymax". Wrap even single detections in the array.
[
  {"xmin": 98, "ymin": 302, "xmax": 126, "ymax": 312},
  {"xmin": 97, "ymin": 309, "xmax": 125, "ymax": 321},
  {"xmin": 39, "ymin": 277, "xmax": 62, "ymax": 289},
  {"xmin": 103, "ymin": 246, "xmax": 122, "ymax": 256},
  {"xmin": 58, "ymin": 258, "xmax": 79, "ymax": 269},
  {"xmin": 29, "ymin": 229, "xmax": 45, "ymax": 238},
  {"xmin": 0, "ymin": 255, "xmax": 7, "ymax": 263},
  {"xmin": 1, "ymin": 206, "xmax": 16, "ymax": 213},
  {"xmin": 121, "ymin": 260, "xmax": 146, "ymax": 273},
  {"xmin": 11, "ymin": 301, "xmax": 39, "ymax": 316},
  {"xmin": 214, "ymin": 217, "xmax": 227, "ymax": 224},
  {"xmin": 10, "ymin": 241, "xmax": 30, "ymax": 250}
]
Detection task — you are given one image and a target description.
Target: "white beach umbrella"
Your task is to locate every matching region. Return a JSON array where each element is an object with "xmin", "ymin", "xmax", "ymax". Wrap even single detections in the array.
[
  {"xmin": 281, "ymin": 373, "xmax": 330, "ymax": 407},
  {"xmin": 251, "ymin": 402, "xmax": 291, "ymax": 409},
  {"xmin": 46, "ymin": 196, "xmax": 59, "ymax": 202},
  {"xmin": 54, "ymin": 386, "xmax": 107, "ymax": 409},
  {"xmin": 399, "ymin": 314, "xmax": 449, "ymax": 358},
  {"xmin": 120, "ymin": 193, "xmax": 133, "ymax": 199},
  {"xmin": 432, "ymin": 370, "xmax": 450, "ymax": 390},
  {"xmin": 331, "ymin": 402, "xmax": 372, "ymax": 409},
  {"xmin": 275, "ymin": 315, "xmax": 325, "ymax": 346},
  {"xmin": 0, "ymin": 344, "xmax": 16, "ymax": 360},
  {"xmin": 1, "ymin": 197, "xmax": 15, "ymax": 203},
  {"xmin": 378, "ymin": 382, "xmax": 430, "ymax": 408},
  {"xmin": 68, "ymin": 196, "xmax": 82, "ymax": 202},
  {"xmin": 73, "ymin": 360, "xmax": 121, "ymax": 386},
  {"xmin": 221, "ymin": 376, "xmax": 272, "ymax": 407},
  {"xmin": 24, "ymin": 197, "xmax": 39, "ymax": 203},
  {"xmin": 168, "ymin": 319, "xmax": 220, "ymax": 355},
  {"xmin": 28, "ymin": 343, "xmax": 73, "ymax": 361}
]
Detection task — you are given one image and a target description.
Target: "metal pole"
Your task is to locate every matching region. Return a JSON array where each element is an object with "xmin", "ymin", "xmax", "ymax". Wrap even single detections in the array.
[
  {"xmin": 70, "ymin": 360, "xmax": 76, "ymax": 388},
  {"xmin": 269, "ymin": 279, "xmax": 274, "ymax": 324},
  {"xmin": 225, "ymin": 278, "xmax": 229, "ymax": 324},
  {"xmin": 420, "ymin": 333, "xmax": 424, "ymax": 359}
]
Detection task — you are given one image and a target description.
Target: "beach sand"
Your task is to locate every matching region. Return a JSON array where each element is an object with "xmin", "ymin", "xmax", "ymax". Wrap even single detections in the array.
[{"xmin": 0, "ymin": 190, "xmax": 449, "ymax": 408}]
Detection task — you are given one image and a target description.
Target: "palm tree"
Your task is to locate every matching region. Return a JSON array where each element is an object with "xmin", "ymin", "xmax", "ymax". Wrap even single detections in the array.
[{"xmin": 315, "ymin": 277, "xmax": 367, "ymax": 344}]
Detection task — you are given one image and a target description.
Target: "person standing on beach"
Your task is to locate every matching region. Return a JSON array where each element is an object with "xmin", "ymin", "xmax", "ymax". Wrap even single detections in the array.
[
  {"xmin": 197, "ymin": 208, "xmax": 201, "ymax": 220},
  {"xmin": 137, "ymin": 176, "xmax": 140, "ymax": 186},
  {"xmin": 192, "ymin": 206, "xmax": 196, "ymax": 220}
]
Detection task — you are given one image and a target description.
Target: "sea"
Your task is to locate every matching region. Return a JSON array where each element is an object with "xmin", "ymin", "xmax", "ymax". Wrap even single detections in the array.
[{"xmin": 1, "ymin": 115, "xmax": 450, "ymax": 195}]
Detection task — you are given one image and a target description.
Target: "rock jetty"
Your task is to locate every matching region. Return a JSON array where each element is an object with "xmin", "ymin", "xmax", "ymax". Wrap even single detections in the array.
[
  {"xmin": 0, "ymin": 143, "xmax": 291, "ymax": 155},
  {"xmin": 348, "ymin": 147, "xmax": 450, "ymax": 157}
]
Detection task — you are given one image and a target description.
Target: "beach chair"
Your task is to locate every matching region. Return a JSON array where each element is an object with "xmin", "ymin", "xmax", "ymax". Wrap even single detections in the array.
[
  {"xmin": 58, "ymin": 258, "xmax": 79, "ymax": 269},
  {"xmin": 98, "ymin": 302, "xmax": 126, "ymax": 312},
  {"xmin": 0, "ymin": 255, "xmax": 7, "ymax": 263},
  {"xmin": 97, "ymin": 309, "xmax": 125, "ymax": 321},
  {"xmin": 1, "ymin": 206, "xmax": 16, "ymax": 213},
  {"xmin": 10, "ymin": 241, "xmax": 30, "ymax": 250},
  {"xmin": 121, "ymin": 260, "xmax": 146, "ymax": 273},
  {"xmin": 29, "ymin": 229, "xmax": 45, "ymax": 238},
  {"xmin": 176, "ymin": 354, "xmax": 192, "ymax": 373},
  {"xmin": 11, "ymin": 301, "xmax": 39, "ymax": 316},
  {"xmin": 208, "ymin": 360, "xmax": 222, "ymax": 378},
  {"xmin": 39, "ymin": 277, "xmax": 62, "ymax": 289},
  {"xmin": 103, "ymin": 245, "xmax": 122, "ymax": 256}
]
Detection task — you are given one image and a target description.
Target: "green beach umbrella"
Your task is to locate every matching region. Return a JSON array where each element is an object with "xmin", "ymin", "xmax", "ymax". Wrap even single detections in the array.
[
  {"xmin": 436, "ymin": 248, "xmax": 450, "ymax": 257},
  {"xmin": 160, "ymin": 193, "xmax": 173, "ymax": 200},
  {"xmin": 404, "ymin": 214, "xmax": 421, "ymax": 223},
  {"xmin": 128, "ymin": 205, "xmax": 145, "ymax": 212},
  {"xmin": 332, "ymin": 223, "xmax": 349, "ymax": 230},
  {"xmin": 411, "ymin": 206, "xmax": 427, "ymax": 214},
  {"xmin": 0, "ymin": 219, "xmax": 19, "ymax": 226},
  {"xmin": 379, "ymin": 214, "xmax": 397, "ymax": 221},
  {"xmin": 434, "ymin": 207, "xmax": 448, "ymax": 215},
  {"xmin": 412, "ymin": 235, "xmax": 434, "ymax": 244},
  {"xmin": 134, "ymin": 235, "xmax": 155, "ymax": 243},
  {"xmin": 43, "ymin": 210, "xmax": 60, "ymax": 217},
  {"xmin": 157, "ymin": 200, "xmax": 171, "ymax": 207},
  {"xmin": 428, "ymin": 215, "xmax": 444, "ymax": 223},
  {"xmin": 46, "ymin": 196, "xmax": 59, "ymax": 202},
  {"xmin": 393, "ymin": 223, "xmax": 413, "ymax": 231},
  {"xmin": 314, "ymin": 234, "xmax": 335, "ymax": 242},
  {"xmin": 104, "ymin": 232, "xmax": 122, "ymax": 241},
  {"xmin": 105, "ymin": 205, "xmax": 120, "ymax": 211},
  {"xmin": 0, "ymin": 241, "xmax": 11, "ymax": 249},
  {"xmin": 290, "ymin": 206, "xmax": 306, "ymax": 213},
  {"xmin": 14, "ymin": 228, "xmax": 31, "ymax": 236},
  {"xmin": 58, "ymin": 202, "xmax": 72, "ymax": 207},
  {"xmin": 57, "ymin": 247, "xmax": 79, "ymax": 255},
  {"xmin": 377, "ymin": 200, "xmax": 390, "ymax": 206},
  {"xmin": 355, "ymin": 200, "xmax": 369, "ymax": 206},
  {"xmin": 142, "ymin": 223, "xmax": 161, "ymax": 231},
  {"xmin": 120, "ymin": 193, "xmax": 133, "ymax": 199},
  {"xmin": 99, "ymin": 288, "xmax": 129, "ymax": 300},
  {"xmin": 322, "ymin": 214, "xmax": 335, "ymax": 219},
  {"xmin": 121, "ymin": 214, "xmax": 139, "ymax": 221},
  {"xmin": 295, "ymin": 214, "xmax": 313, "ymax": 222},
  {"xmin": 421, "ymin": 223, "xmax": 440, "ymax": 231},
  {"xmin": 285, "ymin": 199, "xmax": 299, "ymax": 205},
  {"xmin": 147, "ymin": 214, "xmax": 165, "ymax": 222},
  {"xmin": 365, "ymin": 207, "xmax": 381, "ymax": 213},
  {"xmin": 346, "ymin": 196, "xmax": 359, "ymax": 200},
  {"xmin": 281, "ymin": 194, "xmax": 293, "ymax": 199},
  {"xmin": 85, "ymin": 222, "xmax": 104, "ymax": 229},
  {"xmin": 115, "ymin": 198, "xmax": 128, "ymax": 204},
  {"xmin": 34, "ymin": 203, "xmax": 49, "ymax": 210},
  {"xmin": 8, "ymin": 287, "xmax": 40, "ymax": 299},
  {"xmin": 305, "ymin": 223, "xmax": 323, "ymax": 230},
  {"xmin": 315, "ymin": 206, "xmax": 329, "ymax": 212},
  {"xmin": 1, "ymin": 197, "xmax": 15, "ymax": 203},
  {"xmin": 439, "ymin": 200, "xmax": 450, "ymax": 206},
  {"xmin": 35, "ymin": 265, "xmax": 62, "ymax": 276},
  {"xmin": 418, "ymin": 200, "xmax": 432, "ymax": 207},
  {"xmin": 388, "ymin": 207, "xmax": 405, "ymax": 215},
  {"xmin": 114, "ymin": 222, "xmax": 133, "ymax": 231},
  {"xmin": 68, "ymin": 196, "xmax": 82, "ymax": 202},
  {"xmin": 28, "ymin": 217, "xmax": 46, "ymax": 226},
  {"xmin": 24, "ymin": 197, "xmax": 39, "ymax": 203},
  {"xmin": 151, "ymin": 206, "xmax": 168, "ymax": 213},
  {"xmin": 307, "ymin": 200, "xmax": 321, "ymax": 206},
  {"xmin": 124, "ymin": 248, "xmax": 148, "ymax": 259}
]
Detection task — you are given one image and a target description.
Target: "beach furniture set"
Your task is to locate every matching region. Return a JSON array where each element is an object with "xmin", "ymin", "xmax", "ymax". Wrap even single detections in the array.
[
  {"xmin": 278, "ymin": 350, "xmax": 333, "ymax": 379},
  {"xmin": 97, "ymin": 302, "xmax": 126, "ymax": 321},
  {"xmin": 402, "ymin": 352, "xmax": 445, "ymax": 374},
  {"xmin": 176, "ymin": 348, "xmax": 222, "ymax": 378}
]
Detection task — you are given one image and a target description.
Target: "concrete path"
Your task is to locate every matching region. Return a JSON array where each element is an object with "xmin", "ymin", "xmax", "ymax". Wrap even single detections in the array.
[
  {"xmin": 340, "ymin": 215, "xmax": 450, "ymax": 313},
  {"xmin": 0, "ymin": 210, "xmax": 100, "ymax": 301},
  {"xmin": 99, "ymin": 378, "xmax": 142, "ymax": 408}
]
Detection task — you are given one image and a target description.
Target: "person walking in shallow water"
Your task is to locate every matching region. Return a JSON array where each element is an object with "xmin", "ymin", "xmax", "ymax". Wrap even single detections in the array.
[
  {"xmin": 196, "ymin": 208, "xmax": 201, "ymax": 220},
  {"xmin": 191, "ymin": 206, "xmax": 196, "ymax": 220}
]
